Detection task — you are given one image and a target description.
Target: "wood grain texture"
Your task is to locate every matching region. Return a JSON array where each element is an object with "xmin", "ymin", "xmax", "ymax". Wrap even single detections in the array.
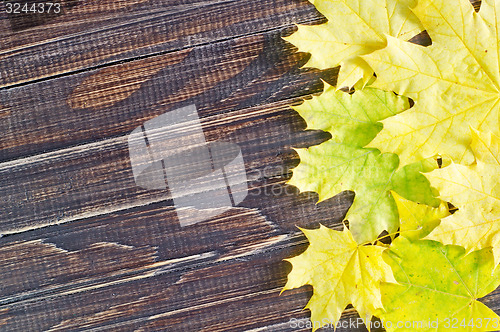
[
  {"xmin": 67, "ymin": 48, "xmax": 192, "ymax": 110},
  {"xmin": 0, "ymin": 12, "xmax": 347, "ymax": 330},
  {"xmin": 2, "ymin": 0, "xmax": 497, "ymax": 331},
  {"xmin": 0, "ymin": 97, "xmax": 337, "ymax": 233},
  {"xmin": 0, "ymin": 231, "xmax": 369, "ymax": 331},
  {"xmin": 0, "ymin": 0, "xmax": 324, "ymax": 88},
  {"xmin": 0, "ymin": 32, "xmax": 331, "ymax": 162}
]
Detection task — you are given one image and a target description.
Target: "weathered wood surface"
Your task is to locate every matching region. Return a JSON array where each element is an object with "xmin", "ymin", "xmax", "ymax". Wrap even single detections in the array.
[
  {"xmin": 0, "ymin": 0, "xmax": 324, "ymax": 88},
  {"xmin": 1, "ymin": 0, "xmax": 498, "ymax": 331}
]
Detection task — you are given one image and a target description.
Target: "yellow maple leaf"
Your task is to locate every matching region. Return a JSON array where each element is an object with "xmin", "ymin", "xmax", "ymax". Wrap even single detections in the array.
[
  {"xmin": 424, "ymin": 130, "xmax": 500, "ymax": 264},
  {"xmin": 283, "ymin": 224, "xmax": 395, "ymax": 331},
  {"xmin": 284, "ymin": 0, "xmax": 422, "ymax": 89},
  {"xmin": 364, "ymin": 0, "xmax": 500, "ymax": 167},
  {"xmin": 392, "ymin": 191, "xmax": 449, "ymax": 241}
]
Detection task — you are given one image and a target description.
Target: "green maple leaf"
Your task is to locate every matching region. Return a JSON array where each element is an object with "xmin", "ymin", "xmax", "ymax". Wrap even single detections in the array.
[
  {"xmin": 283, "ymin": 225, "xmax": 395, "ymax": 331},
  {"xmin": 284, "ymin": 0, "xmax": 423, "ymax": 89},
  {"xmin": 364, "ymin": 0, "xmax": 500, "ymax": 167},
  {"xmin": 380, "ymin": 237, "xmax": 500, "ymax": 331},
  {"xmin": 289, "ymin": 83, "xmax": 440, "ymax": 243},
  {"xmin": 424, "ymin": 130, "xmax": 500, "ymax": 264}
]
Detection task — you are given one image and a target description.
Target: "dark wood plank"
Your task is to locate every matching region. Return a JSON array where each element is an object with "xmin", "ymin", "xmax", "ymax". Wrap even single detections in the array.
[
  {"xmin": 0, "ymin": 174, "xmax": 352, "ymax": 254},
  {"xmin": 0, "ymin": 27, "xmax": 341, "ymax": 235},
  {"xmin": 0, "ymin": 19, "xmax": 345, "ymax": 331},
  {"xmin": 0, "ymin": 0, "xmax": 323, "ymax": 88},
  {"xmin": 0, "ymin": 207, "xmax": 280, "ymax": 303},
  {"xmin": 0, "ymin": 100, "xmax": 340, "ymax": 234},
  {"xmin": 0, "ymin": 127, "xmax": 353, "ymax": 329},
  {"xmin": 0, "ymin": 248, "xmax": 296, "ymax": 331},
  {"xmin": 0, "ymin": 31, "xmax": 333, "ymax": 162},
  {"xmin": 0, "ymin": 232, "xmax": 357, "ymax": 331}
]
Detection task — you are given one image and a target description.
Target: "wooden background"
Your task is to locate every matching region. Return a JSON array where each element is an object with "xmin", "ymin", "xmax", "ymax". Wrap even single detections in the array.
[{"xmin": 0, "ymin": 0, "xmax": 498, "ymax": 331}]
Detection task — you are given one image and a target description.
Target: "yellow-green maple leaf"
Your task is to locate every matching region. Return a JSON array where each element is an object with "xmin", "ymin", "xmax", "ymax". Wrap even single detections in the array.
[
  {"xmin": 284, "ymin": 0, "xmax": 423, "ymax": 89},
  {"xmin": 380, "ymin": 237, "xmax": 500, "ymax": 331},
  {"xmin": 363, "ymin": 0, "xmax": 500, "ymax": 167},
  {"xmin": 392, "ymin": 191, "xmax": 449, "ymax": 241},
  {"xmin": 283, "ymin": 225, "xmax": 395, "ymax": 331},
  {"xmin": 289, "ymin": 83, "xmax": 440, "ymax": 243},
  {"xmin": 424, "ymin": 130, "xmax": 500, "ymax": 263}
]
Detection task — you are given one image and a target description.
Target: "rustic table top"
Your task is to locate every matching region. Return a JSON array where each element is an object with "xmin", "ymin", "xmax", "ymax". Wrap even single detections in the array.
[{"xmin": 0, "ymin": 0, "xmax": 498, "ymax": 331}]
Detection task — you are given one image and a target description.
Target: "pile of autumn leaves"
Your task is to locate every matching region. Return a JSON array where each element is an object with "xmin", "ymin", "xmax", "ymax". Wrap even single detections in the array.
[{"xmin": 282, "ymin": 0, "xmax": 500, "ymax": 331}]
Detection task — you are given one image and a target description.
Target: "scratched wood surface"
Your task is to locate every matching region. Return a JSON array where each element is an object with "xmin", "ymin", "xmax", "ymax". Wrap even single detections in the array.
[{"xmin": 1, "ymin": 0, "xmax": 498, "ymax": 331}]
